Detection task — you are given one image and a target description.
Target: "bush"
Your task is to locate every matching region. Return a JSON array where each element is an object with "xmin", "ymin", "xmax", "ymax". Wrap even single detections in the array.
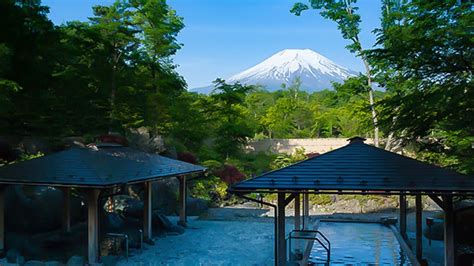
[
  {"xmin": 177, "ymin": 151, "xmax": 198, "ymax": 164},
  {"xmin": 214, "ymin": 164, "xmax": 246, "ymax": 185},
  {"xmin": 189, "ymin": 175, "xmax": 228, "ymax": 205}
]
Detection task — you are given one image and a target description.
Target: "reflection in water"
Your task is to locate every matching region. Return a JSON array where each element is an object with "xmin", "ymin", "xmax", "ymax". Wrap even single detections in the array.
[{"xmin": 310, "ymin": 222, "xmax": 412, "ymax": 265}]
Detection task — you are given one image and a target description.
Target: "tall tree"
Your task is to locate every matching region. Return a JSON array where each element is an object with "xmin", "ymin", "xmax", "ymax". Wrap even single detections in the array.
[
  {"xmin": 202, "ymin": 79, "xmax": 255, "ymax": 158},
  {"xmin": 367, "ymin": 0, "xmax": 473, "ymax": 173},
  {"xmin": 89, "ymin": 2, "xmax": 138, "ymax": 131},
  {"xmin": 291, "ymin": 0, "xmax": 381, "ymax": 147}
]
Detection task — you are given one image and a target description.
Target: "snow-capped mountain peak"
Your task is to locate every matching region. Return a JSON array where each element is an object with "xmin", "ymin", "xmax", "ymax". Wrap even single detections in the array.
[{"xmin": 191, "ymin": 49, "xmax": 357, "ymax": 93}]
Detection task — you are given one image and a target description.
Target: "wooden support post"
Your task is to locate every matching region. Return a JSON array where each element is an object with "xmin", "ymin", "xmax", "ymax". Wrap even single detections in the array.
[
  {"xmin": 443, "ymin": 195, "xmax": 456, "ymax": 266},
  {"xmin": 0, "ymin": 186, "xmax": 5, "ymax": 256},
  {"xmin": 399, "ymin": 192, "xmax": 407, "ymax": 239},
  {"xmin": 178, "ymin": 176, "xmax": 187, "ymax": 226},
  {"xmin": 143, "ymin": 181, "xmax": 152, "ymax": 241},
  {"xmin": 415, "ymin": 194, "xmax": 423, "ymax": 262},
  {"xmin": 294, "ymin": 193, "xmax": 300, "ymax": 231},
  {"xmin": 303, "ymin": 193, "xmax": 309, "ymax": 230},
  {"xmin": 277, "ymin": 193, "xmax": 286, "ymax": 266},
  {"xmin": 87, "ymin": 188, "xmax": 100, "ymax": 264},
  {"xmin": 62, "ymin": 187, "xmax": 71, "ymax": 233}
]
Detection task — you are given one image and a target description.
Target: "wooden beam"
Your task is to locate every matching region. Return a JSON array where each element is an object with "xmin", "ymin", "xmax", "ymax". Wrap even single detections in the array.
[
  {"xmin": 294, "ymin": 193, "xmax": 300, "ymax": 231},
  {"xmin": 303, "ymin": 193, "xmax": 309, "ymax": 230},
  {"xmin": 62, "ymin": 187, "xmax": 71, "ymax": 233},
  {"xmin": 178, "ymin": 176, "xmax": 187, "ymax": 226},
  {"xmin": 442, "ymin": 195, "xmax": 456, "ymax": 266},
  {"xmin": 284, "ymin": 193, "xmax": 297, "ymax": 206},
  {"xmin": 399, "ymin": 192, "xmax": 407, "ymax": 239},
  {"xmin": 428, "ymin": 195, "xmax": 446, "ymax": 211},
  {"xmin": 415, "ymin": 194, "xmax": 423, "ymax": 262},
  {"xmin": 143, "ymin": 181, "xmax": 152, "ymax": 241},
  {"xmin": 87, "ymin": 188, "xmax": 100, "ymax": 264},
  {"xmin": 0, "ymin": 186, "xmax": 5, "ymax": 256},
  {"xmin": 277, "ymin": 193, "xmax": 287, "ymax": 266}
]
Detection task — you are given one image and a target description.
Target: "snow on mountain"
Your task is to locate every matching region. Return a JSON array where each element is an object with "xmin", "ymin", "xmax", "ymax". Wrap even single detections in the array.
[{"xmin": 191, "ymin": 49, "xmax": 358, "ymax": 94}]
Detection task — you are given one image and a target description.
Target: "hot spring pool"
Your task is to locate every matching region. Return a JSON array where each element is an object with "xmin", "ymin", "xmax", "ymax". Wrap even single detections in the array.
[{"xmin": 310, "ymin": 222, "xmax": 412, "ymax": 265}]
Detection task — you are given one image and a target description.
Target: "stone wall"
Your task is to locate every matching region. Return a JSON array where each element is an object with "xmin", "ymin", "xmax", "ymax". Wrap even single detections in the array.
[{"xmin": 245, "ymin": 138, "xmax": 374, "ymax": 155}]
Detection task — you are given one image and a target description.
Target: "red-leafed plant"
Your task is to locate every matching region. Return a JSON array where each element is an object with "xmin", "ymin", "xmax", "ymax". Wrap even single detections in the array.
[
  {"xmin": 214, "ymin": 164, "xmax": 246, "ymax": 185},
  {"xmin": 177, "ymin": 152, "xmax": 198, "ymax": 164}
]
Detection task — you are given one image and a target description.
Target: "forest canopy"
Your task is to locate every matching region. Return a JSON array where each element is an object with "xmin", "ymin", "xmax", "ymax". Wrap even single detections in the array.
[{"xmin": 0, "ymin": 0, "xmax": 472, "ymax": 177}]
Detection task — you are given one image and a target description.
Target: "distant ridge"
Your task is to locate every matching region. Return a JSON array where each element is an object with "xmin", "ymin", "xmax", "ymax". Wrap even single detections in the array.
[{"xmin": 191, "ymin": 49, "xmax": 358, "ymax": 94}]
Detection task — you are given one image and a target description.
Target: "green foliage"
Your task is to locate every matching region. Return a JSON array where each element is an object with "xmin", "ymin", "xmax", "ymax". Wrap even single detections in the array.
[
  {"xmin": 0, "ymin": 0, "xmax": 186, "ymax": 137},
  {"xmin": 367, "ymin": 0, "xmax": 474, "ymax": 173},
  {"xmin": 291, "ymin": 0, "xmax": 362, "ymax": 53},
  {"xmin": 200, "ymin": 79, "xmax": 256, "ymax": 158},
  {"xmin": 189, "ymin": 175, "xmax": 228, "ymax": 204},
  {"xmin": 19, "ymin": 152, "xmax": 44, "ymax": 162},
  {"xmin": 271, "ymin": 147, "xmax": 308, "ymax": 169},
  {"xmin": 291, "ymin": 0, "xmax": 381, "ymax": 146},
  {"xmin": 309, "ymin": 194, "xmax": 333, "ymax": 205}
]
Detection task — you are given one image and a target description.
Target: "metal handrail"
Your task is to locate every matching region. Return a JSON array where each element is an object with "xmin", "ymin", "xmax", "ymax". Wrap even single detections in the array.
[{"xmin": 288, "ymin": 229, "xmax": 331, "ymax": 264}]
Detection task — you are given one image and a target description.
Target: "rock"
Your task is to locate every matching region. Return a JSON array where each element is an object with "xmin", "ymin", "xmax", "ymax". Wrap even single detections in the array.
[
  {"xmin": 66, "ymin": 255, "xmax": 85, "ymax": 266},
  {"xmin": 62, "ymin": 137, "xmax": 86, "ymax": 148},
  {"xmin": 186, "ymin": 197, "xmax": 209, "ymax": 216},
  {"xmin": 19, "ymin": 137, "xmax": 50, "ymax": 154},
  {"xmin": 25, "ymin": 260, "xmax": 45, "ymax": 266},
  {"xmin": 5, "ymin": 185, "xmax": 85, "ymax": 233},
  {"xmin": 122, "ymin": 198, "xmax": 143, "ymax": 218},
  {"xmin": 103, "ymin": 212, "xmax": 125, "ymax": 230},
  {"xmin": 151, "ymin": 213, "xmax": 184, "ymax": 234},
  {"xmin": 127, "ymin": 127, "xmax": 165, "ymax": 153},
  {"xmin": 152, "ymin": 179, "xmax": 179, "ymax": 215},
  {"xmin": 123, "ymin": 180, "xmax": 180, "ymax": 217}
]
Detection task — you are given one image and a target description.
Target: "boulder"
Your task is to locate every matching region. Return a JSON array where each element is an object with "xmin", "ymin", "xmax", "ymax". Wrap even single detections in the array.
[
  {"xmin": 102, "ymin": 212, "xmax": 125, "ymax": 230},
  {"xmin": 186, "ymin": 197, "xmax": 209, "ymax": 216},
  {"xmin": 152, "ymin": 213, "xmax": 185, "ymax": 234},
  {"xmin": 122, "ymin": 197, "xmax": 143, "ymax": 218},
  {"xmin": 66, "ymin": 255, "xmax": 84, "ymax": 266},
  {"xmin": 5, "ymin": 186, "xmax": 84, "ymax": 233},
  {"xmin": 122, "ymin": 178, "xmax": 179, "ymax": 216},
  {"xmin": 127, "ymin": 127, "xmax": 165, "ymax": 154},
  {"xmin": 151, "ymin": 179, "xmax": 179, "ymax": 215}
]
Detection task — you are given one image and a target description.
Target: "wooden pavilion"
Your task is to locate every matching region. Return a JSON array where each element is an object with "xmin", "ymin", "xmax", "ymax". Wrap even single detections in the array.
[
  {"xmin": 230, "ymin": 137, "xmax": 474, "ymax": 266},
  {"xmin": 0, "ymin": 144, "xmax": 205, "ymax": 264}
]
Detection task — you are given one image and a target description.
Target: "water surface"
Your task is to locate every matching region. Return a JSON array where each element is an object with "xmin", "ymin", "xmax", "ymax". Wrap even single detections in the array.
[{"xmin": 310, "ymin": 222, "xmax": 411, "ymax": 265}]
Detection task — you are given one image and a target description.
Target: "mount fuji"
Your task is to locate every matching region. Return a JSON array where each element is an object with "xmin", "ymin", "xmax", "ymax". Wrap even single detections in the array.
[{"xmin": 192, "ymin": 49, "xmax": 358, "ymax": 94}]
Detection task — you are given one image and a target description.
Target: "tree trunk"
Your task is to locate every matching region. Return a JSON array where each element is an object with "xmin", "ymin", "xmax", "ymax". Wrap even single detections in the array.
[
  {"xmin": 362, "ymin": 58, "xmax": 379, "ymax": 147},
  {"xmin": 109, "ymin": 66, "xmax": 116, "ymax": 133}
]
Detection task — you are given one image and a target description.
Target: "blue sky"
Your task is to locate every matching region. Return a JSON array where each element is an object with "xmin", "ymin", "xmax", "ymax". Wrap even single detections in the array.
[{"xmin": 43, "ymin": 0, "xmax": 382, "ymax": 89}]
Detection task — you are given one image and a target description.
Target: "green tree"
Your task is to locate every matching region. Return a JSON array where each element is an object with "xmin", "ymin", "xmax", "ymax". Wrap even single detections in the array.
[
  {"xmin": 367, "ymin": 0, "xmax": 473, "ymax": 173},
  {"xmin": 291, "ymin": 0, "xmax": 381, "ymax": 146},
  {"xmin": 202, "ymin": 79, "xmax": 256, "ymax": 158},
  {"xmin": 0, "ymin": 0, "xmax": 60, "ymax": 135}
]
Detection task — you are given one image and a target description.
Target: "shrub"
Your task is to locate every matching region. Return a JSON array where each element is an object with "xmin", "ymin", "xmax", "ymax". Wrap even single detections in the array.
[
  {"xmin": 177, "ymin": 151, "xmax": 198, "ymax": 164},
  {"xmin": 214, "ymin": 164, "xmax": 246, "ymax": 185}
]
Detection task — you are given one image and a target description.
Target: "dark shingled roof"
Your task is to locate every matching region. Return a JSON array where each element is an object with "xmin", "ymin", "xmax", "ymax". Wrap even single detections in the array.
[
  {"xmin": 0, "ymin": 145, "xmax": 205, "ymax": 187},
  {"xmin": 231, "ymin": 138, "xmax": 474, "ymax": 194}
]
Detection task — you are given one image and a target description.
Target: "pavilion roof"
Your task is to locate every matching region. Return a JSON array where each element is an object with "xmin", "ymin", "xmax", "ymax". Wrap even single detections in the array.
[
  {"xmin": 231, "ymin": 137, "xmax": 474, "ymax": 195},
  {"xmin": 0, "ymin": 145, "xmax": 205, "ymax": 188}
]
